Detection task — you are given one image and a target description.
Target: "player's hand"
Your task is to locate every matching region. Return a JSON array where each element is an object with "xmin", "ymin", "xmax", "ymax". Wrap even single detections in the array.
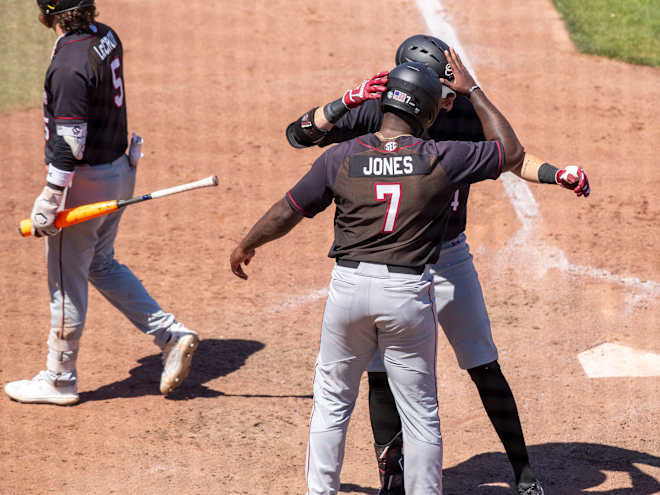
[
  {"xmin": 439, "ymin": 47, "xmax": 478, "ymax": 96},
  {"xmin": 556, "ymin": 165, "xmax": 591, "ymax": 197},
  {"xmin": 230, "ymin": 245, "xmax": 256, "ymax": 280},
  {"xmin": 30, "ymin": 185, "xmax": 63, "ymax": 237},
  {"xmin": 342, "ymin": 71, "xmax": 389, "ymax": 109}
]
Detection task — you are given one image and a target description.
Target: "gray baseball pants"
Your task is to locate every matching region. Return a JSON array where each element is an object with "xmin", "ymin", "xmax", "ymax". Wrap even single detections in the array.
[
  {"xmin": 45, "ymin": 155, "xmax": 175, "ymax": 383},
  {"xmin": 368, "ymin": 233, "xmax": 498, "ymax": 373},
  {"xmin": 305, "ymin": 262, "xmax": 443, "ymax": 495}
]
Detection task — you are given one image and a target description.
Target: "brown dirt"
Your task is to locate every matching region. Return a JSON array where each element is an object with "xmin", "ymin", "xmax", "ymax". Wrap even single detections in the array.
[{"xmin": 1, "ymin": 0, "xmax": 658, "ymax": 494}]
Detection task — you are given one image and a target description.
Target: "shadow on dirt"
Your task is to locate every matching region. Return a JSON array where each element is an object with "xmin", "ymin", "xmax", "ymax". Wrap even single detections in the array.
[
  {"xmin": 340, "ymin": 443, "xmax": 660, "ymax": 494},
  {"xmin": 78, "ymin": 338, "xmax": 313, "ymax": 403}
]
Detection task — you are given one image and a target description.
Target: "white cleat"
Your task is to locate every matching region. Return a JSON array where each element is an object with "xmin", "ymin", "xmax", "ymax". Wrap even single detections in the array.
[
  {"xmin": 4, "ymin": 371, "xmax": 79, "ymax": 406},
  {"xmin": 160, "ymin": 329, "xmax": 199, "ymax": 395}
]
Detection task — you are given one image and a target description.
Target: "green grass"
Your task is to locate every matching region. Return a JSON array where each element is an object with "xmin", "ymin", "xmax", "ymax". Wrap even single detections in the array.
[
  {"xmin": 552, "ymin": 0, "xmax": 660, "ymax": 66},
  {"xmin": 0, "ymin": 1, "xmax": 55, "ymax": 112}
]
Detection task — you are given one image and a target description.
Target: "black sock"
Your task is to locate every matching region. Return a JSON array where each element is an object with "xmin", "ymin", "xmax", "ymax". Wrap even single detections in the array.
[
  {"xmin": 368, "ymin": 371, "xmax": 402, "ymax": 445},
  {"xmin": 468, "ymin": 361, "xmax": 535, "ymax": 486}
]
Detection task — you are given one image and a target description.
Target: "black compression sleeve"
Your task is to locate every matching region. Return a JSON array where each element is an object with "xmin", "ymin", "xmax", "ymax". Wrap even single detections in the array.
[
  {"xmin": 323, "ymin": 97, "xmax": 349, "ymax": 124},
  {"xmin": 538, "ymin": 162, "xmax": 559, "ymax": 184},
  {"xmin": 285, "ymin": 108, "xmax": 328, "ymax": 149},
  {"xmin": 368, "ymin": 371, "xmax": 402, "ymax": 445}
]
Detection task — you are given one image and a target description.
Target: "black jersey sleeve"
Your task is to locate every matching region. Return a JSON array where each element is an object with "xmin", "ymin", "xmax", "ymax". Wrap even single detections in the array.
[
  {"xmin": 427, "ymin": 140, "xmax": 504, "ymax": 186},
  {"xmin": 286, "ymin": 147, "xmax": 343, "ymax": 217},
  {"xmin": 285, "ymin": 99, "xmax": 383, "ymax": 149},
  {"xmin": 317, "ymin": 100, "xmax": 383, "ymax": 147},
  {"xmin": 49, "ymin": 65, "xmax": 89, "ymax": 170}
]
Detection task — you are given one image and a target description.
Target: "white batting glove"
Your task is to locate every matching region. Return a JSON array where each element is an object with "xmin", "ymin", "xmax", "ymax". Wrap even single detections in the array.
[{"xmin": 30, "ymin": 185, "xmax": 64, "ymax": 237}]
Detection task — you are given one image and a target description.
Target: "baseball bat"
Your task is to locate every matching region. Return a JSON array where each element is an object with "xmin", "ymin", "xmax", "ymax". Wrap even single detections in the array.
[{"xmin": 19, "ymin": 175, "xmax": 219, "ymax": 237}]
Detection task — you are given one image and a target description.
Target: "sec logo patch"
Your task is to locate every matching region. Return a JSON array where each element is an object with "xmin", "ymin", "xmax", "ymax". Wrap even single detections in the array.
[{"xmin": 384, "ymin": 141, "xmax": 398, "ymax": 152}]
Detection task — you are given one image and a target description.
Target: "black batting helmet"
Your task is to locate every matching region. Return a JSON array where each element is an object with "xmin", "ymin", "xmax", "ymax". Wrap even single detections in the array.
[
  {"xmin": 37, "ymin": 0, "xmax": 94, "ymax": 15},
  {"xmin": 395, "ymin": 34, "xmax": 454, "ymax": 82},
  {"xmin": 381, "ymin": 62, "xmax": 445, "ymax": 133}
]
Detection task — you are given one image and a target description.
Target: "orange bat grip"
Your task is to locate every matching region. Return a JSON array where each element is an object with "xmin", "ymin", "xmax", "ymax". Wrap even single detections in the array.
[{"xmin": 18, "ymin": 200, "xmax": 119, "ymax": 237}]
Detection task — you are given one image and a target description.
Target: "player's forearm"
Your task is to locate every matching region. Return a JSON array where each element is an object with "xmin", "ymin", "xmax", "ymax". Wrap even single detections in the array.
[
  {"xmin": 314, "ymin": 105, "xmax": 333, "ymax": 131},
  {"xmin": 469, "ymin": 89, "xmax": 524, "ymax": 171},
  {"xmin": 512, "ymin": 153, "xmax": 557, "ymax": 183},
  {"xmin": 238, "ymin": 198, "xmax": 303, "ymax": 252}
]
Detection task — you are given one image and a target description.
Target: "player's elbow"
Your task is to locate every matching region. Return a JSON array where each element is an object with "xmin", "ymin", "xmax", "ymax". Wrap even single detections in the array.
[
  {"xmin": 285, "ymin": 123, "xmax": 310, "ymax": 148},
  {"xmin": 501, "ymin": 142, "xmax": 525, "ymax": 173}
]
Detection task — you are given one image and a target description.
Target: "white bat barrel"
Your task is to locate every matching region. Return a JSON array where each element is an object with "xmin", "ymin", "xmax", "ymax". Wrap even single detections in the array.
[{"xmin": 150, "ymin": 175, "xmax": 219, "ymax": 199}]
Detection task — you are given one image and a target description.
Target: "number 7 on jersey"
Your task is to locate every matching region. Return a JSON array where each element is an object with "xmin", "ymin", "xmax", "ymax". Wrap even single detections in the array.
[{"xmin": 375, "ymin": 183, "xmax": 401, "ymax": 233}]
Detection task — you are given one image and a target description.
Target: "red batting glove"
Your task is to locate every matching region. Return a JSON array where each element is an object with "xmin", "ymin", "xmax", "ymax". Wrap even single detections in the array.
[
  {"xmin": 342, "ymin": 71, "xmax": 389, "ymax": 109},
  {"xmin": 556, "ymin": 165, "xmax": 591, "ymax": 197}
]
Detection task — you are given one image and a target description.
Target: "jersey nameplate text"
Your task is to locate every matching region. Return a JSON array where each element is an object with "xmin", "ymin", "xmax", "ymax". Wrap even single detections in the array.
[
  {"xmin": 348, "ymin": 154, "xmax": 431, "ymax": 177},
  {"xmin": 92, "ymin": 30, "xmax": 118, "ymax": 61}
]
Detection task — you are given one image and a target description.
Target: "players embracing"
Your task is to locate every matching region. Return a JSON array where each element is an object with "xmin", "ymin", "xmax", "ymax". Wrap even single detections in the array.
[
  {"xmin": 232, "ymin": 40, "xmax": 590, "ymax": 494},
  {"xmin": 285, "ymin": 35, "xmax": 589, "ymax": 495}
]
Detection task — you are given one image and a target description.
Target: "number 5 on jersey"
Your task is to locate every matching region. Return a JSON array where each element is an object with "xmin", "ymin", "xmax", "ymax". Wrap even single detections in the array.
[
  {"xmin": 375, "ymin": 183, "xmax": 401, "ymax": 233},
  {"xmin": 110, "ymin": 57, "xmax": 124, "ymax": 108}
]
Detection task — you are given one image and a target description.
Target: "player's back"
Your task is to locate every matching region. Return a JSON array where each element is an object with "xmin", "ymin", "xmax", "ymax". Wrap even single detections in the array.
[
  {"xmin": 286, "ymin": 133, "xmax": 504, "ymax": 267},
  {"xmin": 45, "ymin": 22, "xmax": 127, "ymax": 167}
]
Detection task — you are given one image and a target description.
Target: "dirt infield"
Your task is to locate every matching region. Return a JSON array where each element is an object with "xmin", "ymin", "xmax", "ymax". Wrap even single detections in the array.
[{"xmin": 1, "ymin": 1, "xmax": 658, "ymax": 494}]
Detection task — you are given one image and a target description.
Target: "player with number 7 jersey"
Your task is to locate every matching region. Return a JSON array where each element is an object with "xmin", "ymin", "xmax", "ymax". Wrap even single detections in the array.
[
  {"xmin": 231, "ymin": 60, "xmax": 532, "ymax": 493},
  {"xmin": 286, "ymin": 134, "xmax": 503, "ymax": 267}
]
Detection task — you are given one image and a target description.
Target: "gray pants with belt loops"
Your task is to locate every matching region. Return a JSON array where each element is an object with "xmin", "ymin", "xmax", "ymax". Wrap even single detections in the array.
[
  {"xmin": 305, "ymin": 261, "xmax": 443, "ymax": 495},
  {"xmin": 45, "ymin": 155, "xmax": 176, "ymax": 383}
]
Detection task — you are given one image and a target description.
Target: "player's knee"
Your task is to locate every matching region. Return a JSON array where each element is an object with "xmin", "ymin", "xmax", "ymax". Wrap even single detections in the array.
[{"xmin": 467, "ymin": 360, "xmax": 501, "ymax": 382}]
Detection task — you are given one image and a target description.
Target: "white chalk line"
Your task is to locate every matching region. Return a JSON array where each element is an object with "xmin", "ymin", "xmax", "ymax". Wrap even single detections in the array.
[
  {"xmin": 416, "ymin": 0, "xmax": 659, "ymax": 308},
  {"xmin": 500, "ymin": 173, "xmax": 660, "ymax": 309},
  {"xmin": 269, "ymin": 0, "xmax": 658, "ymax": 315},
  {"xmin": 266, "ymin": 288, "xmax": 328, "ymax": 314}
]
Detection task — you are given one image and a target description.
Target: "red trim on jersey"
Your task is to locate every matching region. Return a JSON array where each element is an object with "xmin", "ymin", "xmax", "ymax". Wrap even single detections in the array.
[
  {"xmin": 53, "ymin": 36, "xmax": 97, "ymax": 57},
  {"xmin": 55, "ymin": 116, "xmax": 88, "ymax": 120},
  {"xmin": 287, "ymin": 191, "xmax": 310, "ymax": 217},
  {"xmin": 357, "ymin": 137, "xmax": 423, "ymax": 153}
]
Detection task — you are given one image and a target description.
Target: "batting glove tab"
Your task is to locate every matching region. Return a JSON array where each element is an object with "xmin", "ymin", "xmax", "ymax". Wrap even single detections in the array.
[
  {"xmin": 556, "ymin": 165, "xmax": 590, "ymax": 197},
  {"xmin": 342, "ymin": 71, "xmax": 389, "ymax": 109},
  {"xmin": 30, "ymin": 185, "xmax": 64, "ymax": 237}
]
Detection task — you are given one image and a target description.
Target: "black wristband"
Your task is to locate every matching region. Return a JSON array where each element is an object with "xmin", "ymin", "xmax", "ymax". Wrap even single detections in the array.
[
  {"xmin": 323, "ymin": 97, "xmax": 349, "ymax": 124},
  {"xmin": 538, "ymin": 162, "xmax": 559, "ymax": 184},
  {"xmin": 46, "ymin": 181, "xmax": 66, "ymax": 191}
]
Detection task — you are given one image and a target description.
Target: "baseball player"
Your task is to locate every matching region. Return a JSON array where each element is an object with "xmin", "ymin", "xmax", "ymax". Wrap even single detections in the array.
[
  {"xmin": 231, "ymin": 51, "xmax": 584, "ymax": 494},
  {"xmin": 4, "ymin": 0, "xmax": 198, "ymax": 406},
  {"xmin": 286, "ymin": 35, "xmax": 590, "ymax": 495}
]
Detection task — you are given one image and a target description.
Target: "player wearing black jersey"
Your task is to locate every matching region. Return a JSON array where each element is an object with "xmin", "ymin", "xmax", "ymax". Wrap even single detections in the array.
[
  {"xmin": 4, "ymin": 0, "xmax": 198, "ymax": 406},
  {"xmin": 231, "ymin": 53, "xmax": 578, "ymax": 494},
  {"xmin": 286, "ymin": 36, "xmax": 590, "ymax": 495}
]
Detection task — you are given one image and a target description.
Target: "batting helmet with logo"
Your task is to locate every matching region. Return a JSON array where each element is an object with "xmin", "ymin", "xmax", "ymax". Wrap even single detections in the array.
[
  {"xmin": 395, "ymin": 34, "xmax": 454, "ymax": 82},
  {"xmin": 37, "ymin": 0, "xmax": 95, "ymax": 15},
  {"xmin": 381, "ymin": 62, "xmax": 445, "ymax": 133}
]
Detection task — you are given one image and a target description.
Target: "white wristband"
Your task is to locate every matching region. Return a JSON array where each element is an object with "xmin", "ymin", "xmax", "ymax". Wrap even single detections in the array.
[
  {"xmin": 46, "ymin": 163, "xmax": 75, "ymax": 188},
  {"xmin": 467, "ymin": 85, "xmax": 481, "ymax": 97}
]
